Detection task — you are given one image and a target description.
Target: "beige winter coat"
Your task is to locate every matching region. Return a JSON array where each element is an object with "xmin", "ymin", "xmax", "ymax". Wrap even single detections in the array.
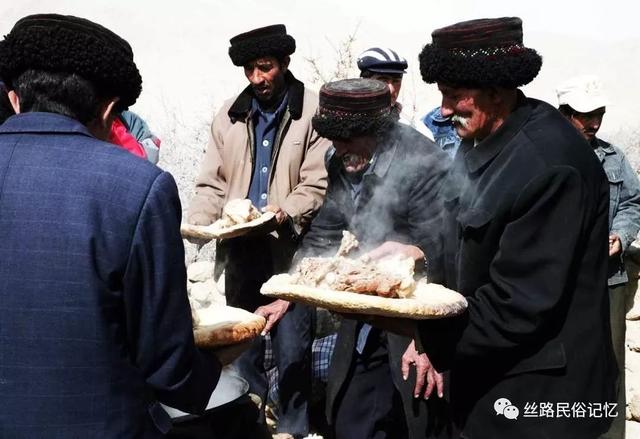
[{"xmin": 188, "ymin": 74, "xmax": 330, "ymax": 235}]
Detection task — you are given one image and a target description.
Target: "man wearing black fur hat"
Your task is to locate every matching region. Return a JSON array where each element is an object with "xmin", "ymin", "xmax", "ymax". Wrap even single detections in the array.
[
  {"xmin": 0, "ymin": 14, "xmax": 222, "ymax": 437},
  {"xmin": 368, "ymin": 17, "xmax": 617, "ymax": 439},
  {"xmin": 296, "ymin": 78, "xmax": 450, "ymax": 439},
  {"xmin": 188, "ymin": 24, "xmax": 330, "ymax": 438}
]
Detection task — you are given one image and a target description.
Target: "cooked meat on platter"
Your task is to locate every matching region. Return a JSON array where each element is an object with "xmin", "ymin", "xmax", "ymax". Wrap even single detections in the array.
[
  {"xmin": 213, "ymin": 199, "xmax": 261, "ymax": 229},
  {"xmin": 336, "ymin": 230, "xmax": 359, "ymax": 256},
  {"xmin": 291, "ymin": 231, "xmax": 416, "ymax": 298},
  {"xmin": 181, "ymin": 198, "xmax": 277, "ymax": 241},
  {"xmin": 292, "ymin": 255, "xmax": 415, "ymax": 298}
]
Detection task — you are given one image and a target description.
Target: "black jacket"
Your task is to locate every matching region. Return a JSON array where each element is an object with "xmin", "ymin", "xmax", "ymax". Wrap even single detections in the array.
[
  {"xmin": 297, "ymin": 123, "xmax": 450, "ymax": 437},
  {"xmin": 419, "ymin": 94, "xmax": 617, "ymax": 439}
]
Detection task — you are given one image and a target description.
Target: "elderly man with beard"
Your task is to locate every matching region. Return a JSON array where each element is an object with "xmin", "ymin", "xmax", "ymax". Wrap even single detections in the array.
[
  {"xmin": 366, "ymin": 17, "xmax": 617, "ymax": 439},
  {"xmin": 295, "ymin": 78, "xmax": 450, "ymax": 439},
  {"xmin": 187, "ymin": 24, "xmax": 329, "ymax": 438},
  {"xmin": 556, "ymin": 75, "xmax": 640, "ymax": 439}
]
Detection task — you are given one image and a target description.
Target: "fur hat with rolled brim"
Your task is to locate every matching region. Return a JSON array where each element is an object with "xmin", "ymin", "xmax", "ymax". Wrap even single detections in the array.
[
  {"xmin": 228, "ymin": 24, "xmax": 296, "ymax": 66},
  {"xmin": 419, "ymin": 17, "xmax": 542, "ymax": 89},
  {"xmin": 312, "ymin": 78, "xmax": 393, "ymax": 141},
  {"xmin": 0, "ymin": 14, "xmax": 142, "ymax": 111}
]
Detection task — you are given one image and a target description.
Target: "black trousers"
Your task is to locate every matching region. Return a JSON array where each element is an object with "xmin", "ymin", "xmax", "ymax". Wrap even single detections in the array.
[
  {"xmin": 331, "ymin": 327, "xmax": 453, "ymax": 439},
  {"xmin": 224, "ymin": 236, "xmax": 313, "ymax": 437},
  {"xmin": 333, "ymin": 334, "xmax": 408, "ymax": 439}
]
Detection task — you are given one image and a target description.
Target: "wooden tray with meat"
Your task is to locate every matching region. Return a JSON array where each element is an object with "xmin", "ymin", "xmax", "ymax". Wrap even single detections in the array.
[{"xmin": 260, "ymin": 232, "xmax": 467, "ymax": 319}]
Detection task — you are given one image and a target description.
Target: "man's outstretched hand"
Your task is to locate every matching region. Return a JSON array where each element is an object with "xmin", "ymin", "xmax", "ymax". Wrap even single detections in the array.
[{"xmin": 254, "ymin": 299, "xmax": 291, "ymax": 335}]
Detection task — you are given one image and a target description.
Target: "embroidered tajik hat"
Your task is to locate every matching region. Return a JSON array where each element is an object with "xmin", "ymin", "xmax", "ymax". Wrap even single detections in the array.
[
  {"xmin": 312, "ymin": 78, "xmax": 393, "ymax": 140},
  {"xmin": 418, "ymin": 17, "xmax": 542, "ymax": 88}
]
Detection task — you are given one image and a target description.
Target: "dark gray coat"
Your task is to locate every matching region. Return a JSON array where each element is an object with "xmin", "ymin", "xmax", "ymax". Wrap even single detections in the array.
[
  {"xmin": 419, "ymin": 94, "xmax": 617, "ymax": 439},
  {"xmin": 297, "ymin": 123, "xmax": 450, "ymax": 437}
]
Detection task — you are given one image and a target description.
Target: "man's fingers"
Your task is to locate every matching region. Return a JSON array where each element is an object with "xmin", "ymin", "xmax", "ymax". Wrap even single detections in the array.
[
  {"xmin": 423, "ymin": 368, "xmax": 436, "ymax": 399},
  {"xmin": 261, "ymin": 313, "xmax": 277, "ymax": 335},
  {"xmin": 414, "ymin": 361, "xmax": 427, "ymax": 398},
  {"xmin": 435, "ymin": 372, "xmax": 445, "ymax": 398},
  {"xmin": 401, "ymin": 355, "xmax": 411, "ymax": 381}
]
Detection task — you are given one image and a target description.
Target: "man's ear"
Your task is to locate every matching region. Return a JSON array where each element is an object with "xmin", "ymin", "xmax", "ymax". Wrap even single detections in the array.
[
  {"xmin": 87, "ymin": 97, "xmax": 119, "ymax": 141},
  {"xmin": 280, "ymin": 55, "xmax": 290, "ymax": 73},
  {"xmin": 98, "ymin": 98, "xmax": 119, "ymax": 129},
  {"xmin": 8, "ymin": 90, "xmax": 20, "ymax": 114}
]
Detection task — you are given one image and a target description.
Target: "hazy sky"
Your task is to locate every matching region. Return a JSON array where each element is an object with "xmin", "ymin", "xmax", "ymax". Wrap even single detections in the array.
[{"xmin": 2, "ymin": 0, "xmax": 639, "ymax": 140}]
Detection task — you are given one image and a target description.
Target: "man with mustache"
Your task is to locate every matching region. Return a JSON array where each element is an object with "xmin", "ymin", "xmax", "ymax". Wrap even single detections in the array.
[
  {"xmin": 557, "ymin": 75, "xmax": 640, "ymax": 439},
  {"xmin": 188, "ymin": 24, "xmax": 330, "ymax": 438},
  {"xmin": 366, "ymin": 17, "xmax": 617, "ymax": 438},
  {"xmin": 297, "ymin": 78, "xmax": 450, "ymax": 438}
]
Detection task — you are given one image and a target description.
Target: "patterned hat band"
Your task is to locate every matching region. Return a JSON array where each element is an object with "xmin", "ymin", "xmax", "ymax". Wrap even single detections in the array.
[
  {"xmin": 449, "ymin": 44, "xmax": 526, "ymax": 58},
  {"xmin": 317, "ymin": 106, "xmax": 390, "ymax": 119}
]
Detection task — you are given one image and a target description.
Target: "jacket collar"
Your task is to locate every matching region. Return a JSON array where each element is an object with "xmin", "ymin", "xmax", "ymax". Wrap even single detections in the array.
[
  {"xmin": 372, "ymin": 129, "xmax": 400, "ymax": 179},
  {"xmin": 464, "ymin": 91, "xmax": 532, "ymax": 174},
  {"xmin": 593, "ymin": 137, "xmax": 615, "ymax": 154},
  {"xmin": 0, "ymin": 112, "xmax": 94, "ymax": 137},
  {"xmin": 228, "ymin": 71, "xmax": 305, "ymax": 123},
  {"xmin": 429, "ymin": 107, "xmax": 450, "ymax": 123}
]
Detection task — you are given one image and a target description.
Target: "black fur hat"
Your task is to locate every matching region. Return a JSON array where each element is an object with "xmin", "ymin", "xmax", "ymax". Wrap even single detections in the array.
[
  {"xmin": 419, "ymin": 17, "xmax": 542, "ymax": 88},
  {"xmin": 228, "ymin": 24, "xmax": 296, "ymax": 66},
  {"xmin": 0, "ymin": 14, "xmax": 142, "ymax": 111},
  {"xmin": 312, "ymin": 78, "xmax": 393, "ymax": 141}
]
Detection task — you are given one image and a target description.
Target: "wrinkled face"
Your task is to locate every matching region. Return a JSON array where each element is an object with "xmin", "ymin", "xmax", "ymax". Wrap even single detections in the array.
[
  {"xmin": 438, "ymin": 83, "xmax": 496, "ymax": 140},
  {"xmin": 332, "ymin": 136, "xmax": 376, "ymax": 174},
  {"xmin": 568, "ymin": 107, "xmax": 605, "ymax": 142},
  {"xmin": 370, "ymin": 74, "xmax": 403, "ymax": 106},
  {"xmin": 244, "ymin": 56, "xmax": 288, "ymax": 102}
]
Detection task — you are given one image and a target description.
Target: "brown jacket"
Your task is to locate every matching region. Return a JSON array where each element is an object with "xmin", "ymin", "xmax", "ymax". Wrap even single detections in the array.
[{"xmin": 188, "ymin": 72, "xmax": 330, "ymax": 235}]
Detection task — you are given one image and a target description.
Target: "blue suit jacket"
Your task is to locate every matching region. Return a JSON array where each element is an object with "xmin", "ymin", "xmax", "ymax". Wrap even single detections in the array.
[{"xmin": 0, "ymin": 113, "xmax": 220, "ymax": 438}]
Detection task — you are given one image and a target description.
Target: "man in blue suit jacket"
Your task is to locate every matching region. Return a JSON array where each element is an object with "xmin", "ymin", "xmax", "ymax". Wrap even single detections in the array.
[{"xmin": 0, "ymin": 14, "xmax": 221, "ymax": 437}]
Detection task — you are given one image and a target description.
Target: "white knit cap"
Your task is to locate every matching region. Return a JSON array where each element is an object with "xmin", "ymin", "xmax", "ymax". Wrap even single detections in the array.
[{"xmin": 556, "ymin": 75, "xmax": 609, "ymax": 113}]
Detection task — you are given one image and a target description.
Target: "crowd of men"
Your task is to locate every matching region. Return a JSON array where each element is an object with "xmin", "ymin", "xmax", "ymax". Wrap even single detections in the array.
[{"xmin": 0, "ymin": 12, "xmax": 638, "ymax": 439}]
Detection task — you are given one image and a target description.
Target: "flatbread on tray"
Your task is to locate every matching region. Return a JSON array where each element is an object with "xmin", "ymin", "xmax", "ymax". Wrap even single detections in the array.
[
  {"xmin": 193, "ymin": 305, "xmax": 266, "ymax": 348},
  {"xmin": 261, "ymin": 274, "xmax": 467, "ymax": 320},
  {"xmin": 181, "ymin": 211, "xmax": 276, "ymax": 241}
]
